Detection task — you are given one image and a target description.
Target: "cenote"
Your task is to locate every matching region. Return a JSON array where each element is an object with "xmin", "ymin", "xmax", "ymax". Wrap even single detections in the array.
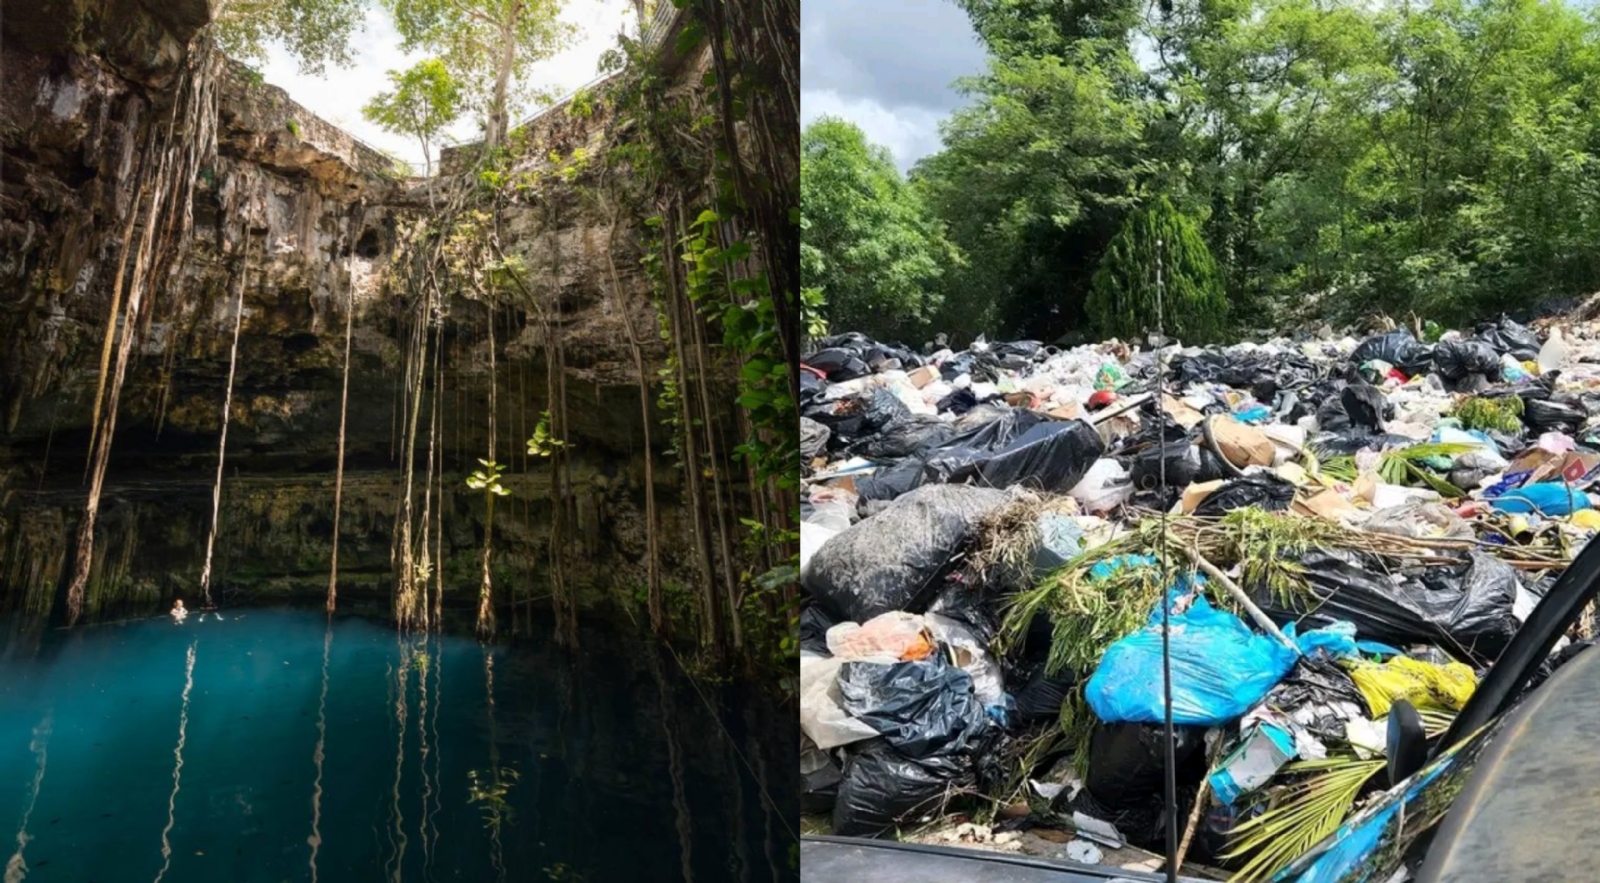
[
  {"xmin": 0, "ymin": 0, "xmax": 801, "ymax": 879},
  {"xmin": 0, "ymin": 608, "xmax": 795, "ymax": 882}
]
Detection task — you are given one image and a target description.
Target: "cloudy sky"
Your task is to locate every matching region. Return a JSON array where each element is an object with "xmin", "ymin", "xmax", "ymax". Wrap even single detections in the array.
[
  {"xmin": 801, "ymin": 0, "xmax": 987, "ymax": 173},
  {"xmin": 258, "ymin": 0, "xmax": 633, "ymax": 172}
]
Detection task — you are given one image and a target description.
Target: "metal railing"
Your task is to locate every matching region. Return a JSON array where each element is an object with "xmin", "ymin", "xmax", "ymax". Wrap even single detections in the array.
[{"xmin": 640, "ymin": 0, "xmax": 683, "ymax": 49}]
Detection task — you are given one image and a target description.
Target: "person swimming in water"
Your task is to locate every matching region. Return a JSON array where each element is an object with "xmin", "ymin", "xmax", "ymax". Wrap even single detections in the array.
[{"xmin": 171, "ymin": 598, "xmax": 187, "ymax": 620}]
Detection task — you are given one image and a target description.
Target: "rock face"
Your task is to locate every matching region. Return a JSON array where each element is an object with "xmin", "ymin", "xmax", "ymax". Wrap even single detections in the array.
[{"xmin": 0, "ymin": 3, "xmax": 720, "ymax": 620}]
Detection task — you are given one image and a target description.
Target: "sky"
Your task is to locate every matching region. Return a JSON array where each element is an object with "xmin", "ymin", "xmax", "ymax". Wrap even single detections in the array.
[
  {"xmin": 258, "ymin": 0, "xmax": 634, "ymax": 172},
  {"xmin": 800, "ymin": 0, "xmax": 987, "ymax": 173}
]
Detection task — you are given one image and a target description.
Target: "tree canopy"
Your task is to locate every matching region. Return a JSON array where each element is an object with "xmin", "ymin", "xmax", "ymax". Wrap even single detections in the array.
[
  {"xmin": 1088, "ymin": 195, "xmax": 1227, "ymax": 343},
  {"xmin": 805, "ymin": 0, "xmax": 1600, "ymax": 343},
  {"xmin": 362, "ymin": 59, "xmax": 465, "ymax": 176},
  {"xmin": 383, "ymin": 0, "xmax": 576, "ymax": 151},
  {"xmin": 801, "ymin": 117, "xmax": 958, "ymax": 344},
  {"xmin": 214, "ymin": 0, "xmax": 367, "ymax": 75}
]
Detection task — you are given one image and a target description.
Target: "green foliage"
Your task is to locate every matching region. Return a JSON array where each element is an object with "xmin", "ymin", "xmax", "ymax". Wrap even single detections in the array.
[
  {"xmin": 214, "ymin": 0, "xmax": 366, "ymax": 75},
  {"xmin": 383, "ymin": 0, "xmax": 577, "ymax": 149},
  {"xmin": 912, "ymin": 29, "xmax": 1150, "ymax": 339},
  {"xmin": 801, "ymin": 117, "xmax": 958, "ymax": 343},
  {"xmin": 568, "ymin": 87, "xmax": 597, "ymax": 119},
  {"xmin": 678, "ymin": 208, "xmax": 797, "ymax": 491},
  {"xmin": 466, "ymin": 458, "xmax": 510, "ymax": 497},
  {"xmin": 1087, "ymin": 195, "xmax": 1228, "ymax": 343},
  {"xmin": 1221, "ymin": 755, "xmax": 1387, "ymax": 881},
  {"xmin": 361, "ymin": 58, "xmax": 465, "ymax": 175},
  {"xmin": 466, "ymin": 766, "xmax": 521, "ymax": 831},
  {"xmin": 525, "ymin": 411, "xmax": 566, "ymax": 457},
  {"xmin": 883, "ymin": 0, "xmax": 1600, "ymax": 339},
  {"xmin": 285, "ymin": 118, "xmax": 301, "ymax": 138},
  {"xmin": 801, "ymin": 286, "xmax": 829, "ymax": 341},
  {"xmin": 1457, "ymin": 395, "xmax": 1525, "ymax": 434}
]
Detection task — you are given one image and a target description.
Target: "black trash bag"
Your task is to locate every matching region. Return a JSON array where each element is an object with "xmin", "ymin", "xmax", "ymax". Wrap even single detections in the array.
[
  {"xmin": 1476, "ymin": 315, "xmax": 1542, "ymax": 361},
  {"xmin": 854, "ymin": 416, "xmax": 954, "ymax": 460},
  {"xmin": 803, "ymin": 484, "xmax": 1011, "ymax": 623},
  {"xmin": 1523, "ymin": 639, "xmax": 1596, "ymax": 695},
  {"xmin": 1351, "ymin": 329, "xmax": 1433, "ymax": 375},
  {"xmin": 1168, "ymin": 350, "xmax": 1321, "ymax": 401},
  {"xmin": 941, "ymin": 351, "xmax": 1004, "ymax": 384},
  {"xmin": 801, "ymin": 417, "xmax": 831, "ymax": 460},
  {"xmin": 1433, "ymin": 338, "xmax": 1501, "ymax": 382},
  {"xmin": 855, "ymin": 457, "xmax": 929, "ymax": 503},
  {"xmin": 1193, "ymin": 474, "xmax": 1296, "ymax": 516},
  {"xmin": 864, "ymin": 342, "xmax": 924, "ymax": 370},
  {"xmin": 992, "ymin": 340, "xmax": 1044, "ymax": 359},
  {"xmin": 925, "ymin": 578, "xmax": 999, "ymax": 645},
  {"xmin": 1263, "ymin": 655, "xmax": 1368, "ymax": 743},
  {"xmin": 1130, "ymin": 441, "xmax": 1213, "ymax": 491},
  {"xmin": 799, "ymin": 604, "xmax": 836, "ymax": 656},
  {"xmin": 1450, "ymin": 452, "xmax": 1506, "ymax": 492},
  {"xmin": 806, "ymin": 348, "xmax": 871, "ymax": 381},
  {"xmin": 925, "ymin": 419, "xmax": 1104, "ymax": 492},
  {"xmin": 803, "ymin": 399, "xmax": 869, "ymax": 449},
  {"xmin": 924, "ymin": 407, "xmax": 1041, "ymax": 458},
  {"xmin": 1257, "ymin": 549, "xmax": 1522, "ymax": 664},
  {"xmin": 1522, "ymin": 395, "xmax": 1588, "ymax": 435},
  {"xmin": 1413, "ymin": 551, "xmax": 1526, "ymax": 662},
  {"xmin": 1341, "ymin": 383, "xmax": 1389, "ymax": 430},
  {"xmin": 1315, "ymin": 396, "xmax": 1353, "ymax": 433},
  {"xmin": 833, "ymin": 740, "xmax": 974, "ymax": 837},
  {"xmin": 1083, "ymin": 721, "xmax": 1206, "ymax": 811},
  {"xmin": 801, "ymin": 370, "xmax": 826, "ymax": 406},
  {"xmin": 935, "ymin": 386, "xmax": 979, "ymax": 415},
  {"xmin": 1011, "ymin": 666, "xmax": 1078, "ymax": 724},
  {"xmin": 864, "ymin": 388, "xmax": 913, "ymax": 431},
  {"xmin": 803, "ymin": 744, "xmax": 843, "ymax": 815},
  {"xmin": 839, "ymin": 654, "xmax": 991, "ymax": 759},
  {"xmin": 1063, "ymin": 784, "xmax": 1174, "ymax": 849},
  {"xmin": 812, "ymin": 331, "xmax": 874, "ymax": 352}
]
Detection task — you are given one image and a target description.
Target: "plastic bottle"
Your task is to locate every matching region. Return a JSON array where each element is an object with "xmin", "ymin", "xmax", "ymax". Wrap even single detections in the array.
[{"xmin": 1538, "ymin": 326, "xmax": 1570, "ymax": 375}]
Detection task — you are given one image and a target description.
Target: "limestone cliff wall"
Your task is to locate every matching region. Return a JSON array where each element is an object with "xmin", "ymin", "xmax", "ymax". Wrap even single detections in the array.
[{"xmin": 0, "ymin": 1, "xmax": 719, "ymax": 619}]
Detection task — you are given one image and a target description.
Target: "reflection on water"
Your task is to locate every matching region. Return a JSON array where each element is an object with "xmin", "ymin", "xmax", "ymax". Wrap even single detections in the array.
[{"xmin": 0, "ymin": 609, "xmax": 796, "ymax": 882}]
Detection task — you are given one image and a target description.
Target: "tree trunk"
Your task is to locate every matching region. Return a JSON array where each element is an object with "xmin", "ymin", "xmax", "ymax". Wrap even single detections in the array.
[{"xmin": 485, "ymin": 20, "xmax": 517, "ymax": 151}]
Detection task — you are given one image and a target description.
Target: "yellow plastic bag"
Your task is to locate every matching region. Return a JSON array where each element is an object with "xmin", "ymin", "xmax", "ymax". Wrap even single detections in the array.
[{"xmin": 1345, "ymin": 655, "xmax": 1477, "ymax": 717}]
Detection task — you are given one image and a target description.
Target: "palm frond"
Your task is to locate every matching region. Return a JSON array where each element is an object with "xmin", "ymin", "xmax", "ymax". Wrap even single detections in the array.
[{"xmin": 1221, "ymin": 755, "xmax": 1386, "ymax": 882}]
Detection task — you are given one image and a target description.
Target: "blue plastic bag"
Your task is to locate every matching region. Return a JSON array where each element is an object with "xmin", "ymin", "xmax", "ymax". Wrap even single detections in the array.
[
  {"xmin": 1085, "ymin": 595, "xmax": 1301, "ymax": 727},
  {"xmin": 1490, "ymin": 482, "xmax": 1592, "ymax": 516},
  {"xmin": 1294, "ymin": 620, "xmax": 1401, "ymax": 659},
  {"xmin": 1088, "ymin": 555, "xmax": 1158, "ymax": 581},
  {"xmin": 1235, "ymin": 403, "xmax": 1272, "ymax": 424}
]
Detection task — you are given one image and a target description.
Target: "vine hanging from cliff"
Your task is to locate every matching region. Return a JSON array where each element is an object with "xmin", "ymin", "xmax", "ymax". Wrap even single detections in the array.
[{"xmin": 69, "ymin": 37, "xmax": 222, "ymax": 624}]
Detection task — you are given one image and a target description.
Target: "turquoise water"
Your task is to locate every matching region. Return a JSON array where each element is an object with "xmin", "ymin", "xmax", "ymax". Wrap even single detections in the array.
[{"xmin": 0, "ymin": 609, "xmax": 795, "ymax": 882}]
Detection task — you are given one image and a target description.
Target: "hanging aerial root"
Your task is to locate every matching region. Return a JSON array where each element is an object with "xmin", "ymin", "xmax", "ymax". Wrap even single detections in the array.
[{"xmin": 198, "ymin": 210, "xmax": 254, "ymax": 605}]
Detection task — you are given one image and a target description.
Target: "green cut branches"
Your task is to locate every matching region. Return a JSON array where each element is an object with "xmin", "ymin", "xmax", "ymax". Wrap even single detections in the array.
[
  {"xmin": 1220, "ymin": 755, "xmax": 1386, "ymax": 883},
  {"xmin": 1456, "ymin": 395, "xmax": 1524, "ymax": 434}
]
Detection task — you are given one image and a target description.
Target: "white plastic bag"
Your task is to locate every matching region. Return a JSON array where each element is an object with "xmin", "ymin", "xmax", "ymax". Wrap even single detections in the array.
[
  {"xmin": 800, "ymin": 653, "xmax": 880, "ymax": 750},
  {"xmin": 925, "ymin": 613, "xmax": 1006, "ymax": 708},
  {"xmin": 1068, "ymin": 458, "xmax": 1133, "ymax": 514}
]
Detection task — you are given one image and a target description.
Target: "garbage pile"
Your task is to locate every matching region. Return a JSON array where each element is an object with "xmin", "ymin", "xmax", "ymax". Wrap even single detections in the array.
[{"xmin": 799, "ymin": 317, "xmax": 1600, "ymax": 876}]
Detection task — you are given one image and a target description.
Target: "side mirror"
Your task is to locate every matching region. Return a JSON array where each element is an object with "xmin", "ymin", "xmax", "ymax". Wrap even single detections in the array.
[{"xmin": 1387, "ymin": 699, "xmax": 1427, "ymax": 786}]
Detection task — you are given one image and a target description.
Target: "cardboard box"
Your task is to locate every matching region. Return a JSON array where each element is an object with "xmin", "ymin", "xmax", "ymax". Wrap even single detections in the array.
[{"xmin": 908, "ymin": 365, "xmax": 939, "ymax": 389}]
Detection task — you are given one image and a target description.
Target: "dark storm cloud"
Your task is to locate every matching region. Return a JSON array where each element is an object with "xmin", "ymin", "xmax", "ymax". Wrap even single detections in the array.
[{"xmin": 801, "ymin": 0, "xmax": 987, "ymax": 170}]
